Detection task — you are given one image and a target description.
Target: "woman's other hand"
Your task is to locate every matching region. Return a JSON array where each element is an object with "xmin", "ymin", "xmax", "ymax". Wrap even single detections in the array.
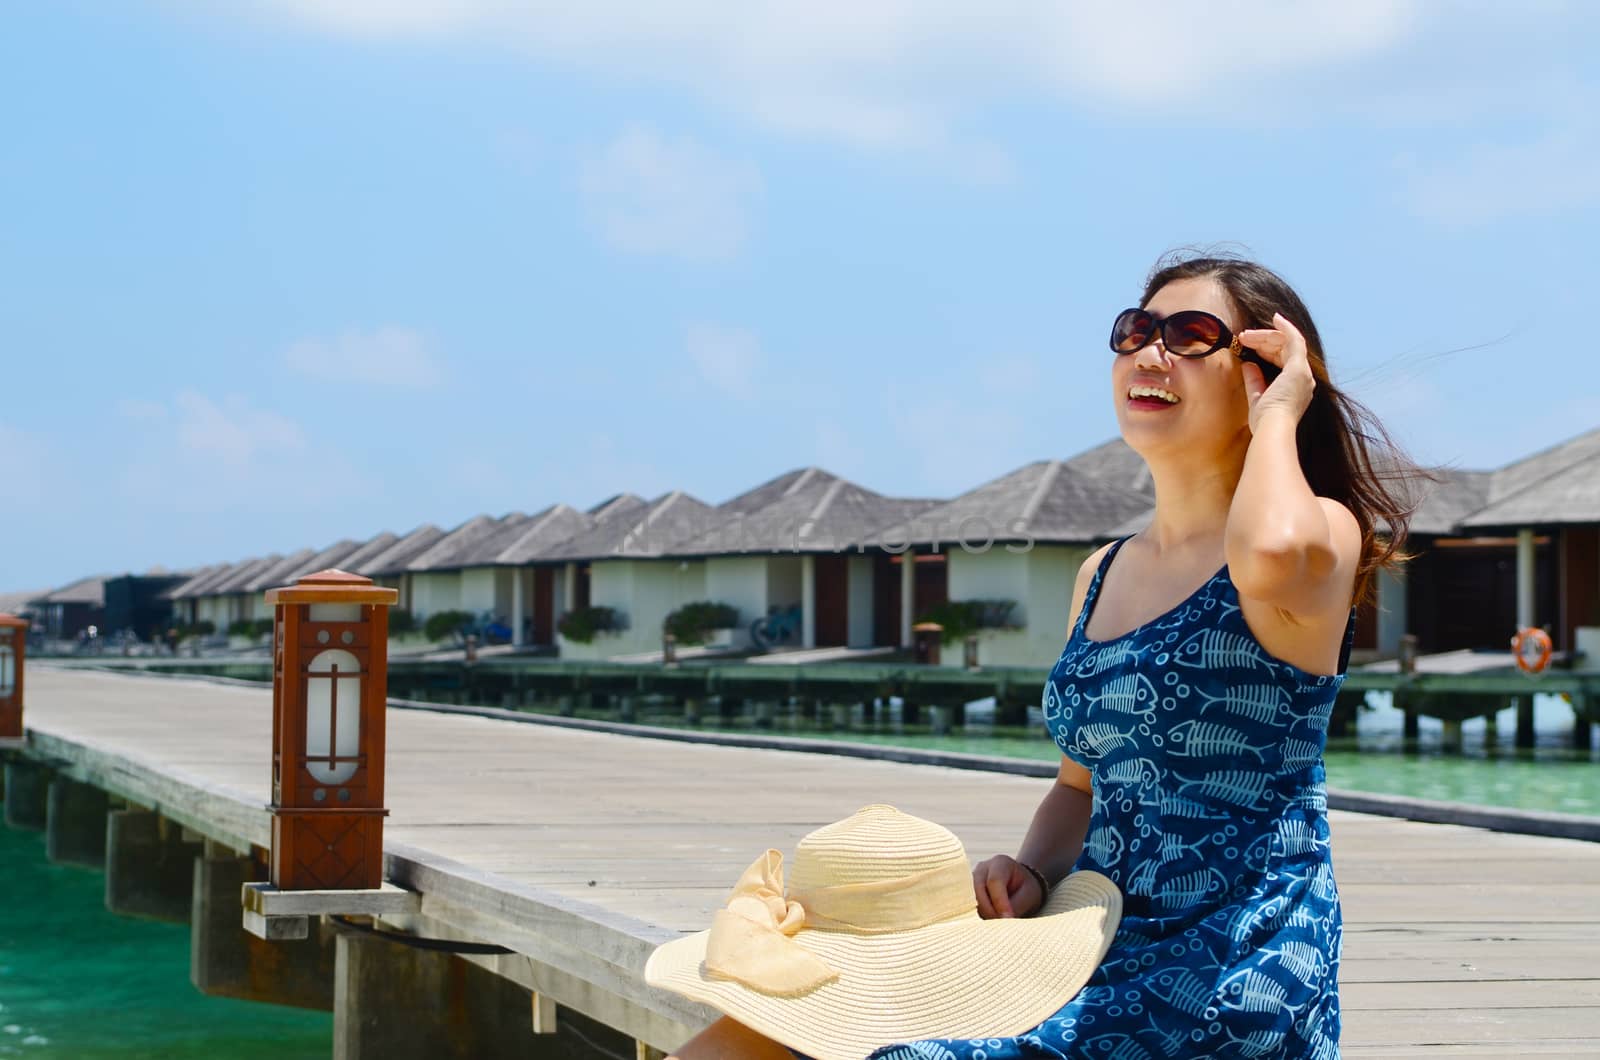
[
  {"xmin": 972, "ymin": 854, "xmax": 1044, "ymax": 919},
  {"xmin": 1238, "ymin": 312, "xmax": 1317, "ymax": 434}
]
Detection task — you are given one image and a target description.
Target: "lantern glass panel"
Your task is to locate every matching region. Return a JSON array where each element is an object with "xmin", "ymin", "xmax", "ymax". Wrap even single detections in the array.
[
  {"xmin": 309, "ymin": 603, "xmax": 362, "ymax": 623},
  {"xmin": 305, "ymin": 648, "xmax": 361, "ymax": 784},
  {"xmin": 0, "ymin": 645, "xmax": 12, "ymax": 697}
]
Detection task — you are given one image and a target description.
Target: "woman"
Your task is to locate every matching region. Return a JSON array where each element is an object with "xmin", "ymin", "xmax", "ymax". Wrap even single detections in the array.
[{"xmin": 671, "ymin": 253, "xmax": 1419, "ymax": 1059}]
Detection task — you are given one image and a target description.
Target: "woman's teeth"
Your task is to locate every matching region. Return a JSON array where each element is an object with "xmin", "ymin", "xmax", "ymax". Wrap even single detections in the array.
[{"xmin": 1129, "ymin": 385, "xmax": 1179, "ymax": 404}]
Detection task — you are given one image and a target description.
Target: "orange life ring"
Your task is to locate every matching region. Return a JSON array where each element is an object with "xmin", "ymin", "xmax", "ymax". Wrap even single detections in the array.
[{"xmin": 1511, "ymin": 627, "xmax": 1552, "ymax": 674}]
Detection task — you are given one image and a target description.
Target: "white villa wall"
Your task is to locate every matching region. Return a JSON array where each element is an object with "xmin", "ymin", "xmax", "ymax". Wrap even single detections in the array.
[
  {"xmin": 409, "ymin": 571, "xmax": 462, "ymax": 618},
  {"xmin": 766, "ymin": 556, "xmax": 803, "ymax": 610},
  {"xmin": 196, "ymin": 597, "xmax": 227, "ymax": 629},
  {"xmin": 1376, "ymin": 564, "xmax": 1407, "ymax": 655},
  {"xmin": 706, "ymin": 555, "xmax": 768, "ymax": 649},
  {"xmin": 940, "ymin": 544, "xmax": 1088, "ymax": 668},
  {"xmin": 459, "ymin": 568, "xmax": 497, "ymax": 616},
  {"xmin": 558, "ymin": 559, "xmax": 708, "ymax": 659},
  {"xmin": 847, "ymin": 554, "xmax": 874, "ymax": 647}
]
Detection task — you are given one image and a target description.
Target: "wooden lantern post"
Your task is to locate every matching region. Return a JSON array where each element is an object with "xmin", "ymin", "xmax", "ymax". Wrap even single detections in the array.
[
  {"xmin": 0, "ymin": 613, "xmax": 28, "ymax": 742},
  {"xmin": 265, "ymin": 569, "xmax": 398, "ymax": 890}
]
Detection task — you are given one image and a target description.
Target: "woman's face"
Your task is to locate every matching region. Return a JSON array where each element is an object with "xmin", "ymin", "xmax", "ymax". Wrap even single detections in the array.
[{"xmin": 1111, "ymin": 276, "xmax": 1253, "ymax": 462}]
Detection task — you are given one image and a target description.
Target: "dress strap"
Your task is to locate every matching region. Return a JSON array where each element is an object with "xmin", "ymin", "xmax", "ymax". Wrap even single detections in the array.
[
  {"xmin": 1074, "ymin": 535, "xmax": 1134, "ymax": 636},
  {"xmin": 1336, "ymin": 606, "xmax": 1359, "ymax": 675}
]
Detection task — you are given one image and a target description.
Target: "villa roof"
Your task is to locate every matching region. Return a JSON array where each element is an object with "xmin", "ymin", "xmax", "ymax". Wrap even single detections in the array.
[
  {"xmin": 676, "ymin": 471, "xmax": 936, "ymax": 555},
  {"xmin": 164, "ymin": 560, "xmax": 244, "ymax": 602},
  {"xmin": 405, "ymin": 513, "xmax": 526, "ymax": 573},
  {"xmin": 1062, "ymin": 438, "xmax": 1155, "ymax": 498},
  {"xmin": 876, "ymin": 459, "xmax": 1155, "ymax": 548},
  {"xmin": 265, "ymin": 539, "xmax": 367, "ymax": 588},
  {"xmin": 351, "ymin": 524, "xmax": 446, "ymax": 577},
  {"xmin": 587, "ymin": 493, "xmax": 649, "ymax": 521},
  {"xmin": 205, "ymin": 555, "xmax": 285, "ymax": 595},
  {"xmin": 1406, "ymin": 469, "xmax": 1495, "ymax": 536},
  {"xmin": 0, "ymin": 588, "xmax": 49, "ymax": 614},
  {"xmin": 543, "ymin": 491, "xmax": 722, "ymax": 561},
  {"xmin": 715, "ymin": 468, "xmax": 832, "ymax": 517},
  {"xmin": 240, "ymin": 549, "xmax": 320, "ymax": 593},
  {"xmin": 1458, "ymin": 426, "xmax": 1600, "ymax": 529},
  {"xmin": 36, "ymin": 574, "xmax": 112, "ymax": 607},
  {"xmin": 493, "ymin": 504, "xmax": 597, "ymax": 565}
]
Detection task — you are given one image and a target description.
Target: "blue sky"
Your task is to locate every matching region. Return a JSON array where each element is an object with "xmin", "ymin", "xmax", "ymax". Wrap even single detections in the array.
[{"xmin": 5, "ymin": 1, "xmax": 1599, "ymax": 591}]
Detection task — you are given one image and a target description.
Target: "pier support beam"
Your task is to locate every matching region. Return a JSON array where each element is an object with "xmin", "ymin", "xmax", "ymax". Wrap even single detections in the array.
[
  {"xmin": 3, "ymin": 759, "xmax": 50, "ymax": 830},
  {"xmin": 334, "ymin": 927, "xmax": 545, "ymax": 1059},
  {"xmin": 106, "ymin": 809, "xmax": 204, "ymax": 922},
  {"xmin": 1515, "ymin": 696, "xmax": 1536, "ymax": 749},
  {"xmin": 46, "ymin": 776, "xmax": 108, "ymax": 869},
  {"xmin": 191, "ymin": 848, "xmax": 334, "ymax": 1010},
  {"xmin": 1440, "ymin": 718, "xmax": 1463, "ymax": 754}
]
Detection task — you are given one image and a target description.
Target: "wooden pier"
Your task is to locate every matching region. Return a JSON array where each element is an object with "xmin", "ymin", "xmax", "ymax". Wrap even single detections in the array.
[{"xmin": 8, "ymin": 667, "xmax": 1600, "ymax": 1057}]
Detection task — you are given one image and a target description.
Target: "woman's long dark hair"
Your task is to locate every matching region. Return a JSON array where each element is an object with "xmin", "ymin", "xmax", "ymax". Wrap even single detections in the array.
[{"xmin": 1141, "ymin": 251, "xmax": 1429, "ymax": 605}]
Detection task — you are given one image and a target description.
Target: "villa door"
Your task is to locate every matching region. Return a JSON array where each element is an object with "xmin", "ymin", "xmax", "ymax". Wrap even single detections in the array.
[{"xmin": 813, "ymin": 554, "xmax": 848, "ymax": 647}]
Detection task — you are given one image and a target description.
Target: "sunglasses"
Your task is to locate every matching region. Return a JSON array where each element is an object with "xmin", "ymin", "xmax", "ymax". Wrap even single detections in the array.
[{"xmin": 1109, "ymin": 307, "xmax": 1280, "ymax": 378}]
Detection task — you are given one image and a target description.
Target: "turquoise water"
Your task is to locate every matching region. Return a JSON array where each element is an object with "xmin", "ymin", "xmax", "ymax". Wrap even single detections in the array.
[
  {"xmin": 0, "ymin": 826, "xmax": 330, "ymax": 1059},
  {"xmin": 534, "ymin": 690, "xmax": 1600, "ymax": 817}
]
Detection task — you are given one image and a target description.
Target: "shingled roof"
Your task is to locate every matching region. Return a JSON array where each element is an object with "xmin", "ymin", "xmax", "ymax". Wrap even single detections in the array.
[
  {"xmin": 587, "ymin": 493, "xmax": 648, "ymax": 522},
  {"xmin": 671, "ymin": 472, "xmax": 937, "ymax": 556},
  {"xmin": 543, "ymin": 491, "xmax": 722, "ymax": 561},
  {"xmin": 159, "ymin": 563, "xmax": 230, "ymax": 601},
  {"xmin": 1458, "ymin": 426, "xmax": 1600, "ymax": 529},
  {"xmin": 405, "ymin": 513, "xmax": 526, "ymax": 573},
  {"xmin": 351, "ymin": 524, "xmax": 445, "ymax": 577},
  {"xmin": 714, "ymin": 468, "xmax": 831, "ymax": 517},
  {"xmin": 0, "ymin": 588, "xmax": 48, "ymax": 614},
  {"xmin": 240, "ymin": 549, "xmax": 320, "ymax": 593},
  {"xmin": 34, "ymin": 574, "xmax": 112, "ymax": 607},
  {"xmin": 205, "ymin": 555, "xmax": 285, "ymax": 596},
  {"xmin": 492, "ymin": 504, "xmax": 595, "ymax": 565},
  {"xmin": 873, "ymin": 459, "xmax": 1155, "ymax": 548},
  {"xmin": 1062, "ymin": 438, "xmax": 1155, "ymax": 498},
  {"xmin": 267, "ymin": 539, "xmax": 367, "ymax": 588}
]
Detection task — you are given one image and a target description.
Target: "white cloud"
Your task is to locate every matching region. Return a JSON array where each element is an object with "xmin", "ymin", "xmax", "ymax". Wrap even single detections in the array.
[
  {"xmin": 1399, "ymin": 128, "xmax": 1600, "ymax": 226},
  {"xmin": 241, "ymin": 1, "xmax": 1428, "ymax": 151},
  {"xmin": 170, "ymin": 391, "xmax": 307, "ymax": 467},
  {"xmin": 686, "ymin": 324, "xmax": 762, "ymax": 400},
  {"xmin": 117, "ymin": 391, "xmax": 371, "ymax": 513},
  {"xmin": 284, "ymin": 327, "xmax": 441, "ymax": 387},
  {"xmin": 580, "ymin": 126, "xmax": 761, "ymax": 261}
]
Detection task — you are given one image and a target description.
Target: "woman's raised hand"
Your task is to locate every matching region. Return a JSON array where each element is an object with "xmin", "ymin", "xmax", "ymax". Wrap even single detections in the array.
[
  {"xmin": 1237, "ymin": 312, "xmax": 1317, "ymax": 435},
  {"xmin": 972, "ymin": 854, "xmax": 1044, "ymax": 919}
]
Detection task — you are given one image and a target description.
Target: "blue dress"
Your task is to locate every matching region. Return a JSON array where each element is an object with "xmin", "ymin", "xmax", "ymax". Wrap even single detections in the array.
[{"xmin": 870, "ymin": 536, "xmax": 1353, "ymax": 1060}]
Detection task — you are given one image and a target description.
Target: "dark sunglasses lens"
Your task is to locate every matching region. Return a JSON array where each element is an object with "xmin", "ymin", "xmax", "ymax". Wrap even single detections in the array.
[
  {"xmin": 1110, "ymin": 310, "xmax": 1154, "ymax": 353},
  {"xmin": 1164, "ymin": 311, "xmax": 1224, "ymax": 356}
]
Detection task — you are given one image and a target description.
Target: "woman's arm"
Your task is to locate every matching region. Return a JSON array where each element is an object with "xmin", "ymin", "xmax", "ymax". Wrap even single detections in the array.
[
  {"xmin": 1225, "ymin": 313, "xmax": 1361, "ymax": 619},
  {"xmin": 974, "ymin": 759, "xmax": 1092, "ymax": 920}
]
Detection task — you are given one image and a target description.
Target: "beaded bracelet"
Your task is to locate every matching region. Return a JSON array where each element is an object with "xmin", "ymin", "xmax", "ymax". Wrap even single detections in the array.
[{"xmin": 1017, "ymin": 860, "xmax": 1052, "ymax": 907}]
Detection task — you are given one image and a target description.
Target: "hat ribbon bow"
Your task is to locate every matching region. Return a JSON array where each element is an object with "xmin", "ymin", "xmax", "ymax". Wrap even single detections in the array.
[{"xmin": 703, "ymin": 850, "xmax": 839, "ymax": 996}]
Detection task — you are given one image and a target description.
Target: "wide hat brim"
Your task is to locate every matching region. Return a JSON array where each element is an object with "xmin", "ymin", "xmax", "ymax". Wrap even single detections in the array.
[{"xmin": 645, "ymin": 869, "xmax": 1121, "ymax": 1060}]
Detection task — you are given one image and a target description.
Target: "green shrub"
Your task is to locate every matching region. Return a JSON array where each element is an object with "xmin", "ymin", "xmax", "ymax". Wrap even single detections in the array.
[
  {"xmin": 558, "ymin": 606, "xmax": 624, "ymax": 644},
  {"xmin": 388, "ymin": 608, "xmax": 417, "ymax": 635},
  {"xmin": 663, "ymin": 601, "xmax": 740, "ymax": 645},
  {"xmin": 251, "ymin": 618, "xmax": 275, "ymax": 638},
  {"xmin": 914, "ymin": 599, "xmax": 1020, "ymax": 645},
  {"xmin": 423, "ymin": 610, "xmax": 473, "ymax": 643},
  {"xmin": 227, "ymin": 619, "xmax": 256, "ymax": 638},
  {"xmin": 185, "ymin": 620, "xmax": 216, "ymax": 638}
]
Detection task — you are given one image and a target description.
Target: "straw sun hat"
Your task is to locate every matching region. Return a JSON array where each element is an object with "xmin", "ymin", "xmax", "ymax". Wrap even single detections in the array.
[{"xmin": 645, "ymin": 805, "xmax": 1122, "ymax": 1060}]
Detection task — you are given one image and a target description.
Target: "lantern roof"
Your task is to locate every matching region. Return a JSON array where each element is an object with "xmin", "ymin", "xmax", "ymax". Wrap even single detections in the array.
[
  {"xmin": 264, "ymin": 569, "xmax": 399, "ymax": 606},
  {"xmin": 0, "ymin": 613, "xmax": 29, "ymax": 630}
]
